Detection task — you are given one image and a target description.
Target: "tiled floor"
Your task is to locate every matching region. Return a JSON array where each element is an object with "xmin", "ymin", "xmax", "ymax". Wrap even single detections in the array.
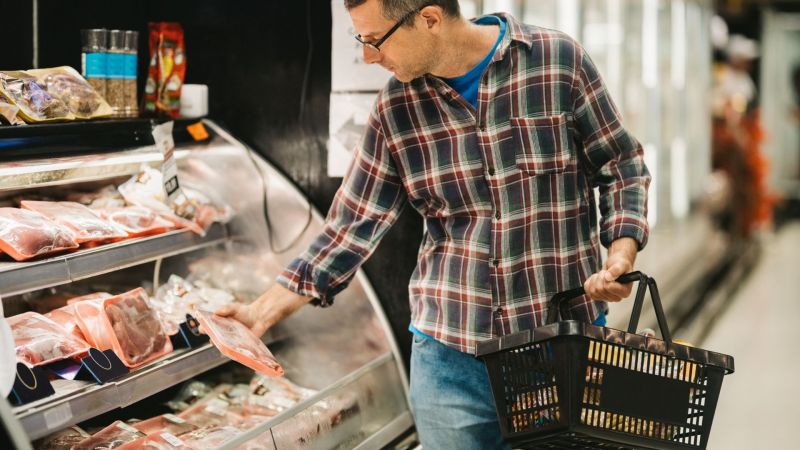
[{"xmin": 704, "ymin": 222, "xmax": 800, "ymax": 450}]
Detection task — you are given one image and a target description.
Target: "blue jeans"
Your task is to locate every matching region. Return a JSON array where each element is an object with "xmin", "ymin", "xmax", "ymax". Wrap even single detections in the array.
[{"xmin": 409, "ymin": 334, "xmax": 511, "ymax": 450}]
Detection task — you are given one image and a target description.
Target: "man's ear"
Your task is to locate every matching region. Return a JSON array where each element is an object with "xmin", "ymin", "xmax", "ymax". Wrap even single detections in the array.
[{"xmin": 419, "ymin": 5, "xmax": 444, "ymax": 32}]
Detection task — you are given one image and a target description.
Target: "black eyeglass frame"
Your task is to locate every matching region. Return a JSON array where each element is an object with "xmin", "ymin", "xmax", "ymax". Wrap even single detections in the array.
[{"xmin": 354, "ymin": 5, "xmax": 428, "ymax": 52}]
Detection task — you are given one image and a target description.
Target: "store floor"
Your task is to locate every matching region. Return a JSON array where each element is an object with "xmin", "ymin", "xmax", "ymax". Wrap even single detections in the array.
[{"xmin": 704, "ymin": 221, "xmax": 800, "ymax": 450}]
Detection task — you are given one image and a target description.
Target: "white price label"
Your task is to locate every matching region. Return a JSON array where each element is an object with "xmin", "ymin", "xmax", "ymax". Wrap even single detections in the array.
[
  {"xmin": 161, "ymin": 432, "xmax": 185, "ymax": 447},
  {"xmin": 164, "ymin": 413, "xmax": 186, "ymax": 424},
  {"xmin": 117, "ymin": 422, "xmax": 142, "ymax": 434}
]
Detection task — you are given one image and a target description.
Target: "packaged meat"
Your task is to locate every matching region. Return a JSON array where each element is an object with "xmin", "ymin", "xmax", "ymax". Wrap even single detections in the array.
[
  {"xmin": 0, "ymin": 207, "xmax": 79, "ymax": 261},
  {"xmin": 66, "ymin": 185, "xmax": 127, "ymax": 210},
  {"xmin": 66, "ymin": 292, "xmax": 113, "ymax": 306},
  {"xmin": 44, "ymin": 304, "xmax": 89, "ymax": 342},
  {"xmin": 0, "ymin": 71, "xmax": 73, "ymax": 122},
  {"xmin": 73, "ymin": 288, "xmax": 173, "ymax": 368},
  {"xmin": 35, "ymin": 426, "xmax": 91, "ymax": 450},
  {"xmin": 195, "ymin": 310, "xmax": 284, "ymax": 377},
  {"xmin": 131, "ymin": 414, "xmax": 198, "ymax": 437},
  {"xmin": 26, "ymin": 66, "xmax": 112, "ymax": 119},
  {"xmin": 99, "ymin": 206, "xmax": 175, "ymax": 238},
  {"xmin": 179, "ymin": 426, "xmax": 241, "ymax": 450},
  {"xmin": 177, "ymin": 398, "xmax": 244, "ymax": 430},
  {"xmin": 116, "ymin": 432, "xmax": 193, "ymax": 450},
  {"xmin": 166, "ymin": 381, "xmax": 214, "ymax": 412},
  {"xmin": 21, "ymin": 200, "xmax": 127, "ymax": 244},
  {"xmin": 8, "ymin": 312, "xmax": 90, "ymax": 366},
  {"xmin": 151, "ymin": 275, "xmax": 236, "ymax": 335},
  {"xmin": 118, "ymin": 168, "xmax": 204, "ymax": 236},
  {"xmin": 247, "ymin": 376, "xmax": 316, "ymax": 414},
  {"xmin": 72, "ymin": 421, "xmax": 146, "ymax": 450}
]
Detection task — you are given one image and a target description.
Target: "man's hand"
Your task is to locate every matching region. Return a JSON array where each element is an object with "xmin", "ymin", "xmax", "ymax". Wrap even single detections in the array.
[
  {"xmin": 583, "ymin": 237, "xmax": 638, "ymax": 302},
  {"xmin": 215, "ymin": 284, "xmax": 311, "ymax": 337}
]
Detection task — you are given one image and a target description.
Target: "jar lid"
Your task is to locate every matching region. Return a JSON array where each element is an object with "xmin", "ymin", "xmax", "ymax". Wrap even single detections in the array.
[
  {"xmin": 124, "ymin": 30, "xmax": 140, "ymax": 51},
  {"xmin": 81, "ymin": 29, "xmax": 108, "ymax": 50},
  {"xmin": 108, "ymin": 30, "xmax": 126, "ymax": 50}
]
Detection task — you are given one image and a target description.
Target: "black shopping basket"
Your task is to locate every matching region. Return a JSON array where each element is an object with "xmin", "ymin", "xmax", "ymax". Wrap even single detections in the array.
[{"xmin": 476, "ymin": 272, "xmax": 735, "ymax": 450}]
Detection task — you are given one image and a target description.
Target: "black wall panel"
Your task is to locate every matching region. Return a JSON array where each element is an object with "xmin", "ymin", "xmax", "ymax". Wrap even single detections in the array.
[{"xmin": 3, "ymin": 0, "xmax": 420, "ymax": 368}]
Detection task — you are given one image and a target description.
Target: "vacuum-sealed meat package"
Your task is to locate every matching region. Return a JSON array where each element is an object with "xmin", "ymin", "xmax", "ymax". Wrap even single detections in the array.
[
  {"xmin": 36, "ymin": 426, "xmax": 92, "ymax": 450},
  {"xmin": 131, "ymin": 413, "xmax": 198, "ymax": 437},
  {"xmin": 195, "ymin": 310, "xmax": 283, "ymax": 377},
  {"xmin": 44, "ymin": 304, "xmax": 89, "ymax": 342},
  {"xmin": 179, "ymin": 426, "xmax": 241, "ymax": 450},
  {"xmin": 21, "ymin": 200, "xmax": 127, "ymax": 244},
  {"xmin": 99, "ymin": 206, "xmax": 175, "ymax": 238},
  {"xmin": 8, "ymin": 311, "xmax": 90, "ymax": 366},
  {"xmin": 177, "ymin": 398, "xmax": 244, "ymax": 430},
  {"xmin": 72, "ymin": 421, "xmax": 146, "ymax": 450},
  {"xmin": 0, "ymin": 207, "xmax": 79, "ymax": 261},
  {"xmin": 73, "ymin": 288, "xmax": 173, "ymax": 368},
  {"xmin": 247, "ymin": 376, "xmax": 316, "ymax": 414},
  {"xmin": 118, "ymin": 168, "xmax": 204, "ymax": 236},
  {"xmin": 116, "ymin": 432, "xmax": 193, "ymax": 450}
]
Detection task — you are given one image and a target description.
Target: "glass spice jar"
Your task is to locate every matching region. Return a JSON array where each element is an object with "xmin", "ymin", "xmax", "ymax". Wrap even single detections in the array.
[
  {"xmin": 107, "ymin": 29, "xmax": 126, "ymax": 117},
  {"xmin": 80, "ymin": 29, "xmax": 108, "ymax": 99}
]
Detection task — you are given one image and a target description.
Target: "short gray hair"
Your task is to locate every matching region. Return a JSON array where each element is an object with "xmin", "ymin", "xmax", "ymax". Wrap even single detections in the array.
[{"xmin": 344, "ymin": 0, "xmax": 461, "ymax": 24}]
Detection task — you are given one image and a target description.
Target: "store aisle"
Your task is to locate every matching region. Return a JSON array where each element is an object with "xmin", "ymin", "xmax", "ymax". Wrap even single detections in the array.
[{"xmin": 705, "ymin": 222, "xmax": 800, "ymax": 450}]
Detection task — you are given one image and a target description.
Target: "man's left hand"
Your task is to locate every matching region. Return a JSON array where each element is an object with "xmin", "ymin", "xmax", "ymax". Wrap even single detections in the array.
[{"xmin": 583, "ymin": 237, "xmax": 638, "ymax": 302}]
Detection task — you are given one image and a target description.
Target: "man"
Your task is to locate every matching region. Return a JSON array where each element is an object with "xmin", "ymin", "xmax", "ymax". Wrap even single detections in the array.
[{"xmin": 218, "ymin": 1, "xmax": 650, "ymax": 448}]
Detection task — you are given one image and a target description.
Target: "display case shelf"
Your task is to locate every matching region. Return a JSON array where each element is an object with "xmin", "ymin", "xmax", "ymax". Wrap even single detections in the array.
[
  {"xmin": 0, "ymin": 222, "xmax": 230, "ymax": 297},
  {"xmin": 13, "ymin": 343, "xmax": 226, "ymax": 440}
]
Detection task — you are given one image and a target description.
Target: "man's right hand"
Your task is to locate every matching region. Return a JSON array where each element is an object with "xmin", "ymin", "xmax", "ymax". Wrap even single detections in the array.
[{"xmin": 215, "ymin": 284, "xmax": 311, "ymax": 337}]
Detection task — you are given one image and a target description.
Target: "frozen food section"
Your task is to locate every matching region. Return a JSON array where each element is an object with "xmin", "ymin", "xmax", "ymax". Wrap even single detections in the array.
[{"xmin": 0, "ymin": 119, "xmax": 412, "ymax": 449}]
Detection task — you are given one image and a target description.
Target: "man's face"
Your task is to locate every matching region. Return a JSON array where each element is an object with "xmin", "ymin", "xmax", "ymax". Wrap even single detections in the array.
[{"xmin": 349, "ymin": 0, "xmax": 434, "ymax": 82}]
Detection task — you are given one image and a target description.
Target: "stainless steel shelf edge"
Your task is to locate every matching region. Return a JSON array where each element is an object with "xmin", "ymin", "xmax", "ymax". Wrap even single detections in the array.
[
  {"xmin": 0, "ymin": 223, "xmax": 230, "ymax": 297},
  {"xmin": 216, "ymin": 353, "xmax": 395, "ymax": 450},
  {"xmin": 352, "ymin": 411, "xmax": 415, "ymax": 450},
  {"xmin": 14, "ymin": 343, "xmax": 227, "ymax": 440}
]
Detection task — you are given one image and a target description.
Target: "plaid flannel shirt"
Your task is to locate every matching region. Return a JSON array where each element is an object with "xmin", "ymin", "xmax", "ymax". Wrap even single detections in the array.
[{"xmin": 278, "ymin": 13, "xmax": 650, "ymax": 354}]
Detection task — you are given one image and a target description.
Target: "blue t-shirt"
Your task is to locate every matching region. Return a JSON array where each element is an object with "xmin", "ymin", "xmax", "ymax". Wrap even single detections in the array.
[{"xmin": 441, "ymin": 15, "xmax": 507, "ymax": 109}]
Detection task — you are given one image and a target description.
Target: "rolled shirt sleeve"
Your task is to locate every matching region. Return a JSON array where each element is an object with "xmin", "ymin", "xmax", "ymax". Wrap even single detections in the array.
[
  {"xmin": 572, "ymin": 48, "xmax": 651, "ymax": 250},
  {"xmin": 277, "ymin": 104, "xmax": 407, "ymax": 305}
]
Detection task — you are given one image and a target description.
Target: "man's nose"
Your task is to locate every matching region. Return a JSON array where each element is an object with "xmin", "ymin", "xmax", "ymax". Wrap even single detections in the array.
[{"xmin": 362, "ymin": 46, "xmax": 381, "ymax": 64}]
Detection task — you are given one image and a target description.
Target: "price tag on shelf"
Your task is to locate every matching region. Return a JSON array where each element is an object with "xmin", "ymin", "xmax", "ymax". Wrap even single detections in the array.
[
  {"xmin": 76, "ymin": 348, "xmax": 128, "ymax": 384},
  {"xmin": 170, "ymin": 314, "xmax": 210, "ymax": 349},
  {"xmin": 7, "ymin": 362, "xmax": 55, "ymax": 406}
]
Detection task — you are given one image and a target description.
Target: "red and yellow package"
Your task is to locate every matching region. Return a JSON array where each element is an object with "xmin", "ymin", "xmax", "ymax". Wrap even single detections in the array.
[
  {"xmin": 0, "ymin": 207, "xmax": 79, "ymax": 261},
  {"xmin": 73, "ymin": 288, "xmax": 173, "ymax": 368},
  {"xmin": 143, "ymin": 22, "xmax": 185, "ymax": 118},
  {"xmin": 8, "ymin": 312, "xmax": 91, "ymax": 367},
  {"xmin": 195, "ymin": 310, "xmax": 284, "ymax": 377}
]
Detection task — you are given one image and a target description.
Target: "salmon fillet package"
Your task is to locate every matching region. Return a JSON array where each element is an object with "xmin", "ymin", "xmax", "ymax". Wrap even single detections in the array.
[
  {"xmin": 195, "ymin": 310, "xmax": 284, "ymax": 377},
  {"xmin": 73, "ymin": 288, "xmax": 173, "ymax": 368},
  {"xmin": 0, "ymin": 207, "xmax": 79, "ymax": 261},
  {"xmin": 8, "ymin": 311, "xmax": 91, "ymax": 366},
  {"xmin": 99, "ymin": 206, "xmax": 175, "ymax": 238},
  {"xmin": 72, "ymin": 421, "xmax": 146, "ymax": 450},
  {"xmin": 20, "ymin": 200, "xmax": 127, "ymax": 244}
]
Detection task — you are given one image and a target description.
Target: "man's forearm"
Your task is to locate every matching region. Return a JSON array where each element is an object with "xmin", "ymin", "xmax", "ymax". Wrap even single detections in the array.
[{"xmin": 608, "ymin": 237, "xmax": 638, "ymax": 269}]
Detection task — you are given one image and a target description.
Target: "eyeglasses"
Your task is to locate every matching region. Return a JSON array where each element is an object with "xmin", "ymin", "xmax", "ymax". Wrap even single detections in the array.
[{"xmin": 354, "ymin": 6, "xmax": 425, "ymax": 52}]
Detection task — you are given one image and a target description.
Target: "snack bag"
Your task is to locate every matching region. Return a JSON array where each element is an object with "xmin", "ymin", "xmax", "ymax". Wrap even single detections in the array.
[
  {"xmin": 26, "ymin": 66, "xmax": 112, "ymax": 119},
  {"xmin": 0, "ymin": 207, "xmax": 79, "ymax": 261},
  {"xmin": 73, "ymin": 288, "xmax": 173, "ymax": 368},
  {"xmin": 0, "ymin": 71, "xmax": 73, "ymax": 122},
  {"xmin": 195, "ymin": 310, "xmax": 284, "ymax": 377},
  {"xmin": 99, "ymin": 206, "xmax": 175, "ymax": 238},
  {"xmin": 8, "ymin": 312, "xmax": 90, "ymax": 366},
  {"xmin": 20, "ymin": 201, "xmax": 127, "ymax": 244},
  {"xmin": 143, "ymin": 22, "xmax": 185, "ymax": 118},
  {"xmin": 72, "ymin": 421, "xmax": 146, "ymax": 450}
]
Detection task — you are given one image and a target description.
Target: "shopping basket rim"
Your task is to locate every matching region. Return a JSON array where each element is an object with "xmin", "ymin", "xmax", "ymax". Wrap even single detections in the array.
[{"xmin": 475, "ymin": 321, "xmax": 734, "ymax": 374}]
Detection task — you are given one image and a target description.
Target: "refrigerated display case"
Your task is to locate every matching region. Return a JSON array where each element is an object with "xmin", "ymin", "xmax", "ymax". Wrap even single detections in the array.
[{"xmin": 0, "ymin": 118, "xmax": 412, "ymax": 449}]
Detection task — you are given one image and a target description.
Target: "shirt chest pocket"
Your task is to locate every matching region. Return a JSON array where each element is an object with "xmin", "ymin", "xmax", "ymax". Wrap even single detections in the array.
[{"xmin": 511, "ymin": 114, "xmax": 573, "ymax": 175}]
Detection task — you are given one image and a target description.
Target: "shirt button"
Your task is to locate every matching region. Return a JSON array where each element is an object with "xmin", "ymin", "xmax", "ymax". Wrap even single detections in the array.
[
  {"xmin": 495, "ymin": 211, "xmax": 501, "ymax": 220},
  {"xmin": 487, "ymin": 167, "xmax": 495, "ymax": 176},
  {"xmin": 492, "ymin": 259, "xmax": 500, "ymax": 267},
  {"xmin": 479, "ymin": 123, "xmax": 487, "ymax": 131},
  {"xmin": 494, "ymin": 307, "xmax": 503, "ymax": 317}
]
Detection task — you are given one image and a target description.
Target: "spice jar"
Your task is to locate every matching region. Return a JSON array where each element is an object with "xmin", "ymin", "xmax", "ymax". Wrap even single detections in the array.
[
  {"xmin": 123, "ymin": 30, "xmax": 139, "ymax": 118},
  {"xmin": 107, "ymin": 29, "xmax": 126, "ymax": 117},
  {"xmin": 80, "ymin": 29, "xmax": 107, "ymax": 99}
]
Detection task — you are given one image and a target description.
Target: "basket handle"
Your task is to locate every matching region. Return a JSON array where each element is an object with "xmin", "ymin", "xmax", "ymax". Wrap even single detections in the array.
[{"xmin": 545, "ymin": 271, "xmax": 673, "ymax": 344}]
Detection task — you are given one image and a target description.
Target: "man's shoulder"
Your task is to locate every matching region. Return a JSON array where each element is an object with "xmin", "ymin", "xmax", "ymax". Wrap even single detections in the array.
[{"xmin": 515, "ymin": 22, "xmax": 582, "ymax": 53}]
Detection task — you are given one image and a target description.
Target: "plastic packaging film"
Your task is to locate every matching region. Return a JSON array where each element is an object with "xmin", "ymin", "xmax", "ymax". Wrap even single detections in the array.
[
  {"xmin": 21, "ymin": 200, "xmax": 128, "ymax": 244},
  {"xmin": 7, "ymin": 311, "xmax": 91, "ymax": 367},
  {"xmin": 0, "ymin": 207, "xmax": 79, "ymax": 261},
  {"xmin": 195, "ymin": 310, "xmax": 284, "ymax": 377}
]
